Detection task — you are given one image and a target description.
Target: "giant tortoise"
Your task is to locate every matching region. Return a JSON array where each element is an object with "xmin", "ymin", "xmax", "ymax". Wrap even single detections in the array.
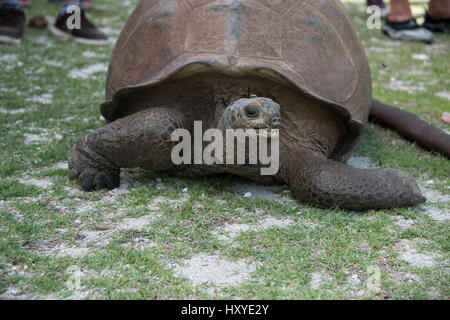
[{"xmin": 68, "ymin": 0, "xmax": 426, "ymax": 210}]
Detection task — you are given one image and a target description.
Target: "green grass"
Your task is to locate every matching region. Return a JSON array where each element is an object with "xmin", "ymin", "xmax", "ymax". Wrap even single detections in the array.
[{"xmin": 0, "ymin": 0, "xmax": 449, "ymax": 300}]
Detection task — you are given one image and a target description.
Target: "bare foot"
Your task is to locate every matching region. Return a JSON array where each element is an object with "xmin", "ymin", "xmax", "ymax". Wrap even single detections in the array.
[{"xmin": 442, "ymin": 112, "xmax": 450, "ymax": 124}]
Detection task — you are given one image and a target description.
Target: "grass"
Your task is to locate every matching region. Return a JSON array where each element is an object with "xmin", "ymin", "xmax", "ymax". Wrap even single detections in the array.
[{"xmin": 0, "ymin": 0, "xmax": 449, "ymax": 300}]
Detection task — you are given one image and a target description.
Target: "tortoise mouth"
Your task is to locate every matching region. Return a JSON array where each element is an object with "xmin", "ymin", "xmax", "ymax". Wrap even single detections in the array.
[
  {"xmin": 238, "ymin": 128, "xmax": 280, "ymax": 139},
  {"xmin": 235, "ymin": 119, "xmax": 281, "ymax": 130}
]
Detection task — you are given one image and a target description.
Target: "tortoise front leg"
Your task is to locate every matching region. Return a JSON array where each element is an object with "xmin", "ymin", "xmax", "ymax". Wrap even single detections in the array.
[
  {"xmin": 283, "ymin": 149, "xmax": 426, "ymax": 211},
  {"xmin": 68, "ymin": 108, "xmax": 187, "ymax": 191}
]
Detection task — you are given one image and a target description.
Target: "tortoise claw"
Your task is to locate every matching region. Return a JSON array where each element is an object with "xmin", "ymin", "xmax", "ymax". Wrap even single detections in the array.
[
  {"xmin": 68, "ymin": 169, "xmax": 79, "ymax": 181},
  {"xmin": 68, "ymin": 143, "xmax": 120, "ymax": 192},
  {"xmin": 73, "ymin": 166, "xmax": 120, "ymax": 192},
  {"xmin": 93, "ymin": 170, "xmax": 120, "ymax": 191}
]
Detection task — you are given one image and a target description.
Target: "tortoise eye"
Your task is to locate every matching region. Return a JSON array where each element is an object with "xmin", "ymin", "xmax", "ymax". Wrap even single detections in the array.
[{"xmin": 245, "ymin": 104, "xmax": 260, "ymax": 118}]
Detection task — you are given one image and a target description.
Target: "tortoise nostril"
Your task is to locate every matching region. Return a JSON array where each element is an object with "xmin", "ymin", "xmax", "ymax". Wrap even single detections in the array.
[
  {"xmin": 245, "ymin": 104, "xmax": 260, "ymax": 118},
  {"xmin": 272, "ymin": 117, "xmax": 281, "ymax": 127}
]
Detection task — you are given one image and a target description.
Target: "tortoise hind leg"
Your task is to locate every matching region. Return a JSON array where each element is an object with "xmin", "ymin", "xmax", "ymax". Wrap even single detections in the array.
[
  {"xmin": 68, "ymin": 108, "xmax": 188, "ymax": 191},
  {"xmin": 283, "ymin": 149, "xmax": 426, "ymax": 210}
]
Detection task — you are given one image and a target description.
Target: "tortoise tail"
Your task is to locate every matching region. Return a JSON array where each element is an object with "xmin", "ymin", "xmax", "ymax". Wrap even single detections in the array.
[{"xmin": 370, "ymin": 99, "xmax": 450, "ymax": 159}]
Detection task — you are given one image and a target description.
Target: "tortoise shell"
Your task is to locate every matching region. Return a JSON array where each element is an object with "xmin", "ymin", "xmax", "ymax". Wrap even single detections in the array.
[{"xmin": 101, "ymin": 0, "xmax": 372, "ymax": 160}]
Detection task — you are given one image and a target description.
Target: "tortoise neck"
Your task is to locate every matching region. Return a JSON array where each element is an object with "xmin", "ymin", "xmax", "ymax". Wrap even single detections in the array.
[{"xmin": 213, "ymin": 97, "xmax": 227, "ymax": 131}]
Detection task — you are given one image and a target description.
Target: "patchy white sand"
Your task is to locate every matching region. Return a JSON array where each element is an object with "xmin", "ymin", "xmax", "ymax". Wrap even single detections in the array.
[
  {"xmin": 394, "ymin": 216, "xmax": 416, "ymax": 230},
  {"xmin": 22, "ymin": 238, "xmax": 90, "ymax": 258},
  {"xmin": 29, "ymin": 35, "xmax": 53, "ymax": 46},
  {"xmin": 367, "ymin": 46, "xmax": 393, "ymax": 53},
  {"xmin": 172, "ymin": 253, "xmax": 256, "ymax": 286},
  {"xmin": 412, "ymin": 53, "xmax": 430, "ymax": 61},
  {"xmin": 386, "ymin": 77, "xmax": 426, "ymax": 93},
  {"xmin": 421, "ymin": 206, "xmax": 450, "ymax": 222},
  {"xmin": 0, "ymin": 54, "xmax": 18, "ymax": 63},
  {"xmin": 75, "ymin": 202, "xmax": 99, "ymax": 215},
  {"xmin": 107, "ymin": 37, "xmax": 118, "ymax": 46},
  {"xmin": 425, "ymin": 42, "xmax": 449, "ymax": 53},
  {"xmin": 17, "ymin": 177, "xmax": 53, "ymax": 189},
  {"xmin": 347, "ymin": 155, "xmax": 379, "ymax": 169},
  {"xmin": 122, "ymin": 0, "xmax": 135, "ymax": 8},
  {"xmin": 100, "ymin": 27, "xmax": 121, "ymax": 36},
  {"xmin": 310, "ymin": 272, "xmax": 333, "ymax": 290},
  {"xmin": 52, "ymin": 162, "xmax": 68, "ymax": 170},
  {"xmin": 1, "ymin": 263, "xmax": 30, "ymax": 278},
  {"xmin": 44, "ymin": 60, "xmax": 63, "ymax": 67},
  {"xmin": 417, "ymin": 182, "xmax": 449, "ymax": 221},
  {"xmin": 26, "ymin": 93, "xmax": 53, "ymax": 105},
  {"xmin": 436, "ymin": 92, "xmax": 450, "ymax": 101},
  {"xmin": 123, "ymin": 237, "xmax": 156, "ymax": 250},
  {"xmin": 48, "ymin": 245, "xmax": 88, "ymax": 258},
  {"xmin": 396, "ymin": 240, "xmax": 441, "ymax": 268},
  {"xmin": 22, "ymin": 197, "xmax": 158, "ymax": 254},
  {"xmin": 0, "ymin": 200, "xmax": 8, "ymax": 209},
  {"xmin": 420, "ymin": 186, "xmax": 450, "ymax": 204},
  {"xmin": 24, "ymin": 134, "xmax": 47, "ymax": 145},
  {"xmin": 405, "ymin": 69, "xmax": 430, "ymax": 76},
  {"xmin": 92, "ymin": 171, "xmax": 149, "ymax": 197},
  {"xmin": 230, "ymin": 180, "xmax": 296, "ymax": 204},
  {"xmin": 79, "ymin": 230, "xmax": 112, "ymax": 246},
  {"xmin": 147, "ymin": 196, "xmax": 188, "ymax": 210},
  {"xmin": 116, "ymin": 215, "xmax": 157, "ymax": 232},
  {"xmin": 69, "ymin": 63, "xmax": 108, "ymax": 79},
  {"xmin": 82, "ymin": 51, "xmax": 106, "ymax": 59},
  {"xmin": 0, "ymin": 287, "xmax": 35, "ymax": 300},
  {"xmin": 77, "ymin": 214, "xmax": 157, "ymax": 246},
  {"xmin": 345, "ymin": 273, "xmax": 365, "ymax": 298},
  {"xmin": 370, "ymin": 37, "xmax": 401, "ymax": 47},
  {"xmin": 24, "ymin": 128, "xmax": 63, "ymax": 145},
  {"xmin": 346, "ymin": 274, "xmax": 361, "ymax": 287},
  {"xmin": 231, "ymin": 182, "xmax": 286, "ymax": 200},
  {"xmin": 213, "ymin": 217, "xmax": 294, "ymax": 242},
  {"xmin": 0, "ymin": 107, "xmax": 33, "ymax": 115},
  {"xmin": 389, "ymin": 271, "xmax": 421, "ymax": 284}
]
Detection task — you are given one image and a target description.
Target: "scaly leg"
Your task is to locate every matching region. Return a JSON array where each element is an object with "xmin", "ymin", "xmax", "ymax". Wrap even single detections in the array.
[
  {"xmin": 68, "ymin": 108, "xmax": 188, "ymax": 191},
  {"xmin": 283, "ymin": 148, "xmax": 426, "ymax": 210}
]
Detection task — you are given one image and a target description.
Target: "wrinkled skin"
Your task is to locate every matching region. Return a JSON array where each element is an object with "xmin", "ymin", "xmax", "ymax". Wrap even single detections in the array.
[
  {"xmin": 219, "ymin": 96, "xmax": 282, "ymax": 131},
  {"xmin": 284, "ymin": 146, "xmax": 425, "ymax": 210},
  {"xmin": 69, "ymin": 0, "xmax": 426, "ymax": 210},
  {"xmin": 69, "ymin": 94, "xmax": 426, "ymax": 211}
]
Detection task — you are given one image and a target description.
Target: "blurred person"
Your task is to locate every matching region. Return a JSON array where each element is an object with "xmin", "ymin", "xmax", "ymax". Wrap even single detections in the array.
[
  {"xmin": 0, "ymin": 0, "xmax": 107, "ymax": 45},
  {"xmin": 48, "ymin": 0, "xmax": 94, "ymax": 8},
  {"xmin": 443, "ymin": 112, "xmax": 450, "ymax": 124},
  {"xmin": 382, "ymin": 0, "xmax": 450, "ymax": 43},
  {"xmin": 18, "ymin": 0, "xmax": 30, "ymax": 7},
  {"xmin": 367, "ymin": 0, "xmax": 390, "ymax": 18}
]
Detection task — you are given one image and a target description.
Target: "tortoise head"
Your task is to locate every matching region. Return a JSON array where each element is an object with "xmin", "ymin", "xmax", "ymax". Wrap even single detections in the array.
[{"xmin": 220, "ymin": 96, "xmax": 281, "ymax": 132}]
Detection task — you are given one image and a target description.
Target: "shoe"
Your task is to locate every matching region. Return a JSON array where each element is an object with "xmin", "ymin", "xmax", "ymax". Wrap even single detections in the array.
[
  {"xmin": 0, "ymin": 4, "xmax": 26, "ymax": 45},
  {"xmin": 423, "ymin": 12, "xmax": 450, "ymax": 33},
  {"xmin": 367, "ymin": 0, "xmax": 389, "ymax": 19},
  {"xmin": 49, "ymin": 7, "xmax": 108, "ymax": 45},
  {"xmin": 382, "ymin": 18, "xmax": 435, "ymax": 44}
]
